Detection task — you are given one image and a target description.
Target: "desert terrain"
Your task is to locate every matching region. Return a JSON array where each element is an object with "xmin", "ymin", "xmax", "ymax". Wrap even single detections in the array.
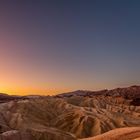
[{"xmin": 0, "ymin": 86, "xmax": 140, "ymax": 140}]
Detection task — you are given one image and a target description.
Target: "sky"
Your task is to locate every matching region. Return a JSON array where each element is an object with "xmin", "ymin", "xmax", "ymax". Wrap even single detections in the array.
[{"xmin": 0, "ymin": 0, "xmax": 140, "ymax": 95}]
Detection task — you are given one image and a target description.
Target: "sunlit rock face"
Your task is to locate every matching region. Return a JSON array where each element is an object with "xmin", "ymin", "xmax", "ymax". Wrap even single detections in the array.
[
  {"xmin": 0, "ymin": 86, "xmax": 140, "ymax": 140},
  {"xmin": 81, "ymin": 127, "xmax": 140, "ymax": 140}
]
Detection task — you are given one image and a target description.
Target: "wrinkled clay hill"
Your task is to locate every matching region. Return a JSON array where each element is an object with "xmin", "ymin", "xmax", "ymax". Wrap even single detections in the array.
[{"xmin": 0, "ymin": 86, "xmax": 140, "ymax": 140}]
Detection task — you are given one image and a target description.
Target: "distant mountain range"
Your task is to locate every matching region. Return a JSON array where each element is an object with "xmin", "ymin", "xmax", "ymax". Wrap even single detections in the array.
[
  {"xmin": 0, "ymin": 85, "xmax": 140, "ymax": 103},
  {"xmin": 57, "ymin": 85, "xmax": 140, "ymax": 99}
]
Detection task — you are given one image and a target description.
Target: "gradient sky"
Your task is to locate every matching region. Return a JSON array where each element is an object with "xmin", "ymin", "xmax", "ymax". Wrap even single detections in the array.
[{"xmin": 0, "ymin": 0, "xmax": 140, "ymax": 95}]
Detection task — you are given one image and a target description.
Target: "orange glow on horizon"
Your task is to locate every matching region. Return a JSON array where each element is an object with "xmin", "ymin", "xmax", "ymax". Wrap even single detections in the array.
[
  {"xmin": 0, "ymin": 85, "xmax": 116, "ymax": 96},
  {"xmin": 0, "ymin": 87, "xmax": 70, "ymax": 96}
]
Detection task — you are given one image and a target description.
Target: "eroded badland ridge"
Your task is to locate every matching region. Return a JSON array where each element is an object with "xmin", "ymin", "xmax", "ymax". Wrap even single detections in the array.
[{"xmin": 0, "ymin": 85, "xmax": 140, "ymax": 140}]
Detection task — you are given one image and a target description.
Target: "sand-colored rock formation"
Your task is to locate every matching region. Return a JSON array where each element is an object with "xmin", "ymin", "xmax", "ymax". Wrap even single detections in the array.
[
  {"xmin": 0, "ymin": 85, "xmax": 139, "ymax": 140},
  {"xmin": 80, "ymin": 127, "xmax": 140, "ymax": 140}
]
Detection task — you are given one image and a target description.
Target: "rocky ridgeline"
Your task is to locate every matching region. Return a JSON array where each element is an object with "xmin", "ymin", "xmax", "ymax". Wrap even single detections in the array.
[{"xmin": 57, "ymin": 85, "xmax": 140, "ymax": 106}]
